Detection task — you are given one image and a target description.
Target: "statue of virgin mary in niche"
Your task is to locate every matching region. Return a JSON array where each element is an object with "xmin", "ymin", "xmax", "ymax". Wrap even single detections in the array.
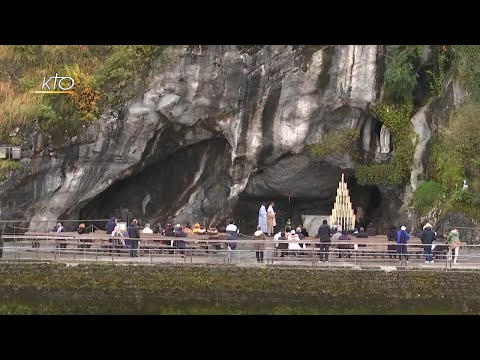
[{"xmin": 380, "ymin": 124, "xmax": 391, "ymax": 154}]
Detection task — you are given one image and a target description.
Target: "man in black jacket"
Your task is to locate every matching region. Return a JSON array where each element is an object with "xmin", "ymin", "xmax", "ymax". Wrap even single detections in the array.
[
  {"xmin": 0, "ymin": 226, "xmax": 3, "ymax": 259},
  {"xmin": 420, "ymin": 223, "xmax": 436, "ymax": 264},
  {"xmin": 317, "ymin": 220, "xmax": 332, "ymax": 262},
  {"xmin": 127, "ymin": 219, "xmax": 141, "ymax": 257},
  {"xmin": 105, "ymin": 217, "xmax": 116, "ymax": 235}
]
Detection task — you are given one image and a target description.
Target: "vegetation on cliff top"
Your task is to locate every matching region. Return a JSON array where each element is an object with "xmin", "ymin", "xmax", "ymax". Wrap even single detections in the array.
[{"xmin": 0, "ymin": 45, "xmax": 167, "ymax": 145}]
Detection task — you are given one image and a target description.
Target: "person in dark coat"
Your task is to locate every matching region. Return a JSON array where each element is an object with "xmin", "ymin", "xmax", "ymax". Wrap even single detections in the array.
[
  {"xmin": 366, "ymin": 222, "xmax": 377, "ymax": 236},
  {"xmin": 106, "ymin": 217, "xmax": 116, "ymax": 235},
  {"xmin": 127, "ymin": 219, "xmax": 141, "ymax": 257},
  {"xmin": 338, "ymin": 230, "xmax": 353, "ymax": 258},
  {"xmin": 0, "ymin": 226, "xmax": 3, "ymax": 259},
  {"xmin": 387, "ymin": 225, "xmax": 397, "ymax": 258},
  {"xmin": 77, "ymin": 223, "xmax": 89, "ymax": 234},
  {"xmin": 300, "ymin": 226, "xmax": 309, "ymax": 238},
  {"xmin": 317, "ymin": 220, "xmax": 332, "ymax": 262},
  {"xmin": 163, "ymin": 224, "xmax": 175, "ymax": 237},
  {"xmin": 153, "ymin": 224, "xmax": 162, "ymax": 234},
  {"xmin": 420, "ymin": 223, "xmax": 436, "ymax": 263},
  {"xmin": 173, "ymin": 225, "xmax": 187, "ymax": 251},
  {"xmin": 77, "ymin": 223, "xmax": 92, "ymax": 249},
  {"xmin": 396, "ymin": 226, "xmax": 410, "ymax": 262},
  {"xmin": 356, "ymin": 227, "xmax": 368, "ymax": 238}
]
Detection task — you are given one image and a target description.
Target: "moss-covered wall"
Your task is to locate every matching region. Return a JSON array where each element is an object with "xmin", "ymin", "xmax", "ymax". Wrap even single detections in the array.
[{"xmin": 0, "ymin": 263, "xmax": 479, "ymax": 314}]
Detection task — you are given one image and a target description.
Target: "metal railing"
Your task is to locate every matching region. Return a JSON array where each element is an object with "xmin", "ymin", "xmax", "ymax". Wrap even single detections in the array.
[
  {"xmin": 0, "ymin": 219, "xmax": 110, "ymax": 234},
  {"xmin": 1, "ymin": 237, "xmax": 479, "ymax": 270}
]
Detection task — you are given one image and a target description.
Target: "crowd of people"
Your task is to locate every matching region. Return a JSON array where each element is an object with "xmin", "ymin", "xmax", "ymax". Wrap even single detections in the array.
[
  {"xmin": 49, "ymin": 206, "xmax": 463, "ymax": 264},
  {"xmin": 254, "ymin": 201, "xmax": 463, "ymax": 264}
]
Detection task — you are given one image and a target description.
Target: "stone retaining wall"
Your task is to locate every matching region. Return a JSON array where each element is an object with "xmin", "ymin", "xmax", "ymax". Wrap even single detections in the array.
[{"xmin": 0, "ymin": 263, "xmax": 478, "ymax": 314}]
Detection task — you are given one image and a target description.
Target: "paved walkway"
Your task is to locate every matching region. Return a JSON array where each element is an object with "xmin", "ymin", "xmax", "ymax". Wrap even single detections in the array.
[{"xmin": 2, "ymin": 242, "xmax": 480, "ymax": 271}]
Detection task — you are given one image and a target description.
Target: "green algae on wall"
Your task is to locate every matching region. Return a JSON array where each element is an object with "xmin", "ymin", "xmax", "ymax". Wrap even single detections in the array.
[{"xmin": 0, "ymin": 263, "xmax": 479, "ymax": 314}]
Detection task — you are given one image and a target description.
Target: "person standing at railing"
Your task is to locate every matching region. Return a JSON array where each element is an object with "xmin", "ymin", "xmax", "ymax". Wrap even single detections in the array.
[
  {"xmin": 226, "ymin": 219, "xmax": 239, "ymax": 250},
  {"xmin": 446, "ymin": 229, "xmax": 461, "ymax": 264},
  {"xmin": 127, "ymin": 219, "xmax": 141, "ymax": 257},
  {"xmin": 420, "ymin": 223, "xmax": 436, "ymax": 264},
  {"xmin": 317, "ymin": 220, "xmax": 332, "ymax": 263},
  {"xmin": 253, "ymin": 226, "xmax": 266, "ymax": 263},
  {"xmin": 396, "ymin": 226, "xmax": 410, "ymax": 263}
]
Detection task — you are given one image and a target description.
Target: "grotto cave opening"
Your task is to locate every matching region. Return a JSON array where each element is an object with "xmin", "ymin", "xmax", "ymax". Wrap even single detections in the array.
[
  {"xmin": 230, "ymin": 169, "xmax": 383, "ymax": 235},
  {"xmin": 68, "ymin": 138, "xmax": 233, "ymax": 231},
  {"xmin": 63, "ymin": 142, "xmax": 383, "ymax": 236}
]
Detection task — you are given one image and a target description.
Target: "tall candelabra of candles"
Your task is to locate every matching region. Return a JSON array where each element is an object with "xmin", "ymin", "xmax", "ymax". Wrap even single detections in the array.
[{"xmin": 330, "ymin": 173, "xmax": 356, "ymax": 231}]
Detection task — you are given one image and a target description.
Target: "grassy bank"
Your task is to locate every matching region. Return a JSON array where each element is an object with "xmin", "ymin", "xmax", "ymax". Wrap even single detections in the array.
[{"xmin": 0, "ymin": 263, "xmax": 479, "ymax": 314}]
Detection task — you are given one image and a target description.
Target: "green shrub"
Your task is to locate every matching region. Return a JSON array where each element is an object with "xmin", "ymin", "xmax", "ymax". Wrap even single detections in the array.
[
  {"xmin": 383, "ymin": 46, "xmax": 422, "ymax": 104},
  {"xmin": 427, "ymin": 100, "xmax": 480, "ymax": 220},
  {"xmin": 308, "ymin": 128, "xmax": 359, "ymax": 157},
  {"xmin": 96, "ymin": 45, "xmax": 166, "ymax": 106},
  {"xmin": 0, "ymin": 160, "xmax": 23, "ymax": 180},
  {"xmin": 432, "ymin": 100, "xmax": 480, "ymax": 192},
  {"xmin": 412, "ymin": 181, "xmax": 443, "ymax": 216},
  {"xmin": 452, "ymin": 45, "xmax": 480, "ymax": 100},
  {"xmin": 426, "ymin": 46, "xmax": 452, "ymax": 99}
]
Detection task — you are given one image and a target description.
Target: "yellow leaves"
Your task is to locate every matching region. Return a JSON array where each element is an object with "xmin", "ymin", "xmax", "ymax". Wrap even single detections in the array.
[
  {"xmin": 71, "ymin": 86, "xmax": 102, "ymax": 114},
  {"xmin": 65, "ymin": 64, "xmax": 103, "ymax": 115}
]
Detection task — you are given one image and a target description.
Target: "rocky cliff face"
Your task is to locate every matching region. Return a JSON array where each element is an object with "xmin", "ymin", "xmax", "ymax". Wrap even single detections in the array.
[{"xmin": 0, "ymin": 45, "xmax": 452, "ymax": 233}]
